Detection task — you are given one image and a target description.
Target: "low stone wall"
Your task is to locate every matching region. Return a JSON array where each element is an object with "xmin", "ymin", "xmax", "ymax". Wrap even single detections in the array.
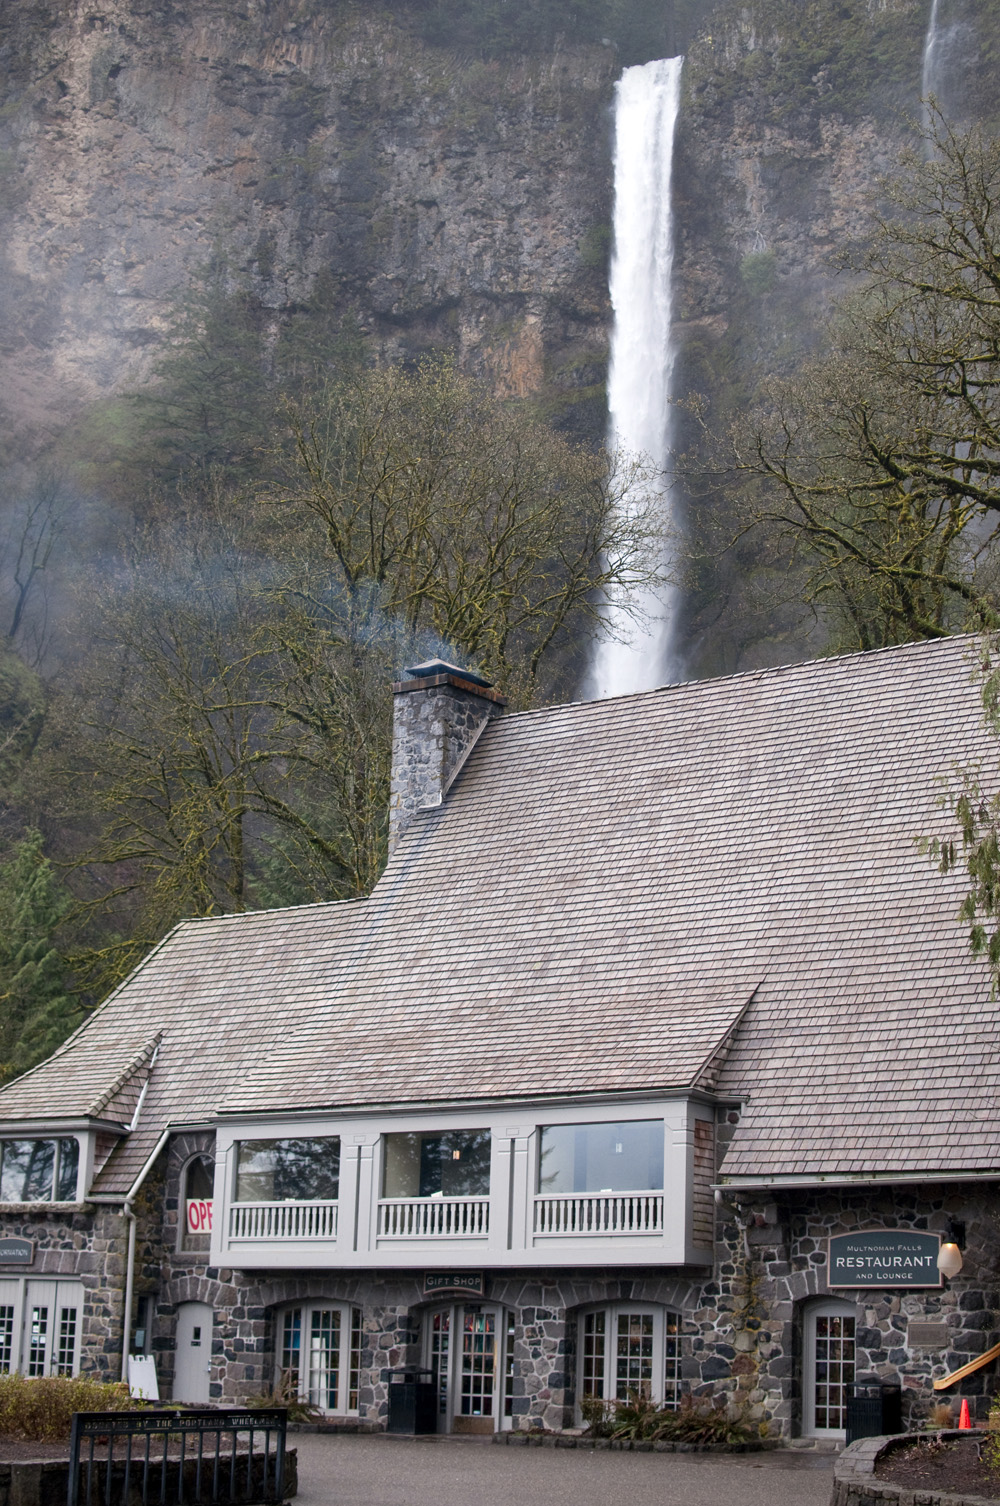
[
  {"xmin": 491, "ymin": 1431, "xmax": 770, "ymax": 1452},
  {"xmin": 0, "ymin": 1448, "xmax": 297, "ymax": 1506},
  {"xmin": 832, "ymin": 1431, "xmax": 990, "ymax": 1506}
]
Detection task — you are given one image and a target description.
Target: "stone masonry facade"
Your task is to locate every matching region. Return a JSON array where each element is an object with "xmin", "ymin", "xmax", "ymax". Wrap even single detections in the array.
[{"xmin": 2, "ymin": 1120, "xmax": 998, "ymax": 1438}]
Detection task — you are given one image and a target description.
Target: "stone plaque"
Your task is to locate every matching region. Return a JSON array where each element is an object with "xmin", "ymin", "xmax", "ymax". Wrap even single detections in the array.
[
  {"xmin": 0, "ymin": 1238, "xmax": 33, "ymax": 1265},
  {"xmin": 828, "ymin": 1229, "xmax": 941, "ymax": 1288},
  {"xmin": 422, "ymin": 1271, "xmax": 484, "ymax": 1298},
  {"xmin": 907, "ymin": 1322, "xmax": 950, "ymax": 1348}
]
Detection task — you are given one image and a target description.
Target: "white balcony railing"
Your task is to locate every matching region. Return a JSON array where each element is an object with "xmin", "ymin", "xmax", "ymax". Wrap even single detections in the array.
[
  {"xmin": 229, "ymin": 1200, "xmax": 339, "ymax": 1241},
  {"xmin": 378, "ymin": 1197, "xmax": 490, "ymax": 1239},
  {"xmin": 533, "ymin": 1192, "xmax": 664, "ymax": 1236}
]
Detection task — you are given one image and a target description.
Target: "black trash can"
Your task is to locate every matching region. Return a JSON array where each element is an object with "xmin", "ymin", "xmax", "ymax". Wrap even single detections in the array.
[
  {"xmin": 386, "ymin": 1368, "xmax": 438, "ymax": 1435},
  {"xmin": 845, "ymin": 1375, "xmax": 903, "ymax": 1445}
]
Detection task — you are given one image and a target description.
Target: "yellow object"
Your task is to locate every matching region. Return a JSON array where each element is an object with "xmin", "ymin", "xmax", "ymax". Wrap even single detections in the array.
[{"xmin": 933, "ymin": 1341, "xmax": 1000, "ymax": 1391}]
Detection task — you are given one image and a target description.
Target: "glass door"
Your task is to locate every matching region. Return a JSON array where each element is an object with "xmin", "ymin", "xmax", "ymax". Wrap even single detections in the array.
[
  {"xmin": 803, "ymin": 1299, "xmax": 856, "ymax": 1438},
  {"xmin": 423, "ymin": 1303, "xmax": 512, "ymax": 1433}
]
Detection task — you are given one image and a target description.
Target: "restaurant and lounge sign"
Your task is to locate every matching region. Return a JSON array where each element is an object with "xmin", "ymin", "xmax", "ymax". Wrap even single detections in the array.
[{"xmin": 828, "ymin": 1230, "xmax": 941, "ymax": 1288}]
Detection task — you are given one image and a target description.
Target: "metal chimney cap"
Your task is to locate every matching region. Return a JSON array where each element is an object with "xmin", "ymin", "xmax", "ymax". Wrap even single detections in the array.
[{"xmin": 402, "ymin": 659, "xmax": 493, "ymax": 688}]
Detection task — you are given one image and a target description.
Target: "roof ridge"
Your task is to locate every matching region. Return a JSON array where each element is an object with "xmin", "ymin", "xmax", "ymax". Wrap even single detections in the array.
[
  {"xmin": 86, "ymin": 1032, "xmax": 163, "ymax": 1120},
  {"xmin": 496, "ymin": 632, "xmax": 977, "ymax": 725}
]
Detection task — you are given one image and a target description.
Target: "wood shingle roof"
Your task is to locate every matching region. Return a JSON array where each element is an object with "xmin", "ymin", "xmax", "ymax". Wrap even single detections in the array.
[{"xmin": 0, "ymin": 635, "xmax": 995, "ymax": 1194}]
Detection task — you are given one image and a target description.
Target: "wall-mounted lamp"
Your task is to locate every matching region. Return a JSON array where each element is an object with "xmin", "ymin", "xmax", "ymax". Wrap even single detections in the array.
[{"xmin": 937, "ymin": 1221, "xmax": 966, "ymax": 1279}]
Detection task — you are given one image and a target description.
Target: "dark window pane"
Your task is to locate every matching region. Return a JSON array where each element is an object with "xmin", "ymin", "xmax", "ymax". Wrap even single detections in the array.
[
  {"xmin": 184, "ymin": 1157, "xmax": 213, "ymax": 1200},
  {"xmin": 57, "ymin": 1140, "xmax": 79, "ymax": 1201},
  {"xmin": 235, "ymin": 1138, "xmax": 339, "ymax": 1201},
  {"xmin": 383, "ymin": 1131, "xmax": 491, "ymax": 1198}
]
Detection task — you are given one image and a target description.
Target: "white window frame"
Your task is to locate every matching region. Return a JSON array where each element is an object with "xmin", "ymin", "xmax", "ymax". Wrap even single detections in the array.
[
  {"xmin": 802, "ymin": 1297, "xmax": 857, "ymax": 1439},
  {"xmin": 275, "ymin": 1301, "xmax": 361, "ymax": 1415},
  {"xmin": 0, "ymin": 1137, "xmax": 80, "ymax": 1204},
  {"xmin": 576, "ymin": 1302, "xmax": 682, "ymax": 1415}
]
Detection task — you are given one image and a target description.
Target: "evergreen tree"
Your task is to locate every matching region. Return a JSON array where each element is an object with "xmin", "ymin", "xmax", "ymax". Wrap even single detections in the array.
[{"xmin": 0, "ymin": 830, "xmax": 75, "ymax": 1083}]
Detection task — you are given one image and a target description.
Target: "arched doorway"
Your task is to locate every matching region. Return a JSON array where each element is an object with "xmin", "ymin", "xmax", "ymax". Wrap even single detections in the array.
[
  {"xmin": 421, "ymin": 1303, "xmax": 514, "ymax": 1434},
  {"xmin": 801, "ymin": 1297, "xmax": 857, "ymax": 1439}
]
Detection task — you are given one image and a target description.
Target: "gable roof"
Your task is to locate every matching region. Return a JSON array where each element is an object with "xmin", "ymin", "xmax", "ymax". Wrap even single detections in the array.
[{"xmin": 0, "ymin": 635, "xmax": 995, "ymax": 1194}]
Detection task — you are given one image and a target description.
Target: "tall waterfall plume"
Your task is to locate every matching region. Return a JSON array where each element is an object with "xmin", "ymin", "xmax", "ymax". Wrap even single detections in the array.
[
  {"xmin": 588, "ymin": 56, "xmax": 684, "ymax": 701},
  {"xmin": 921, "ymin": 0, "xmax": 972, "ymax": 126},
  {"xmin": 921, "ymin": 0, "xmax": 941, "ymax": 119}
]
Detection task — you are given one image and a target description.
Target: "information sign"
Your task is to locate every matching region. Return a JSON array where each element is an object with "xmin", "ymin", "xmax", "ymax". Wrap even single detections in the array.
[{"xmin": 0, "ymin": 1238, "xmax": 34, "ymax": 1264}]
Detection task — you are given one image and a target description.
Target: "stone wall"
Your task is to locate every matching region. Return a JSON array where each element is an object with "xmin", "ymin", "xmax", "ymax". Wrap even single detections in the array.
[{"xmin": 693, "ymin": 1179, "xmax": 1000, "ymax": 1437}]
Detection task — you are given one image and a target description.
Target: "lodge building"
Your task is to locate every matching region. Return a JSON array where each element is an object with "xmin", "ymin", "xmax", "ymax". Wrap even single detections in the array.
[{"xmin": 0, "ymin": 638, "xmax": 998, "ymax": 1441}]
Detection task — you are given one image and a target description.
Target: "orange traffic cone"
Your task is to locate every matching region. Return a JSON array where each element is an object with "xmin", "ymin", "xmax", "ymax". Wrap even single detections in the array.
[{"xmin": 959, "ymin": 1399, "xmax": 972, "ymax": 1429}]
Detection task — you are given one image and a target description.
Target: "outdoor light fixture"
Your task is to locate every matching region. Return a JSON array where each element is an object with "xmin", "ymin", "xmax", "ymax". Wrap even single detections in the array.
[
  {"xmin": 937, "ymin": 1222, "xmax": 966, "ymax": 1279},
  {"xmin": 452, "ymin": 1149, "xmax": 461, "ymax": 1161}
]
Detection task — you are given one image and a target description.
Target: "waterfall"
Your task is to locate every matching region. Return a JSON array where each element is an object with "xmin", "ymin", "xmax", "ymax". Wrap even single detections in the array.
[
  {"xmin": 920, "ymin": 0, "xmax": 972, "ymax": 127},
  {"xmin": 921, "ymin": 0, "xmax": 941, "ymax": 119},
  {"xmin": 588, "ymin": 56, "xmax": 684, "ymax": 701}
]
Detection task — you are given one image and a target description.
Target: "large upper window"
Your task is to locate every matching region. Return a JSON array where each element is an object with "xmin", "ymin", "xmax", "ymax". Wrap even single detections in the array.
[
  {"xmin": 0, "ymin": 1140, "xmax": 79, "ymax": 1203},
  {"xmin": 538, "ymin": 1120, "xmax": 663, "ymax": 1194},
  {"xmin": 382, "ymin": 1130, "xmax": 491, "ymax": 1198},
  {"xmin": 234, "ymin": 1138, "xmax": 340, "ymax": 1202}
]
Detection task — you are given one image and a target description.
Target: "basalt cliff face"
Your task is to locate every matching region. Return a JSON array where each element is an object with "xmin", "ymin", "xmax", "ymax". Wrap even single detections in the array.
[
  {"xmin": 0, "ymin": 1, "xmax": 620, "ymax": 442},
  {"xmin": 1, "ymin": 0, "xmax": 949, "ymax": 445},
  {"xmin": 2, "ymin": 0, "xmax": 990, "ymax": 664}
]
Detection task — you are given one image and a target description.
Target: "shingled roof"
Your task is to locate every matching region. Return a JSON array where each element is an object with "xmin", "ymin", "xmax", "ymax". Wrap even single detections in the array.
[{"xmin": 0, "ymin": 635, "xmax": 995, "ymax": 1195}]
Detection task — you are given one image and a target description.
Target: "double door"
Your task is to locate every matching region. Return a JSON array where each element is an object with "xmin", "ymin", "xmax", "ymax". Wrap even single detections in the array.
[
  {"xmin": 423, "ymin": 1304, "xmax": 514, "ymax": 1434},
  {"xmin": 0, "ymin": 1278, "xmax": 84, "ymax": 1377}
]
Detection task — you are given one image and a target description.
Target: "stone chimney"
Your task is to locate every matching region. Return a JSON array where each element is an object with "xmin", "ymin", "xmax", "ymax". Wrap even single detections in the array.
[{"xmin": 388, "ymin": 660, "xmax": 506, "ymax": 853}]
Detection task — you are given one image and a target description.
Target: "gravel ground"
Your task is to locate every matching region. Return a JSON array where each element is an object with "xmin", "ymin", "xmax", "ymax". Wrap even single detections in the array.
[{"xmin": 291, "ymin": 1433, "xmax": 835, "ymax": 1506}]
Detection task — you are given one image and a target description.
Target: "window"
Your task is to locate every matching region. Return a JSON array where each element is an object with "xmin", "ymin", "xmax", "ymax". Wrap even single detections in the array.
[
  {"xmin": 539, "ymin": 1121, "xmax": 663, "ymax": 1194},
  {"xmin": 277, "ymin": 1302, "xmax": 361, "ymax": 1413},
  {"xmin": 0, "ymin": 1140, "xmax": 79, "ymax": 1203},
  {"xmin": 382, "ymin": 1130, "xmax": 491, "ymax": 1198},
  {"xmin": 234, "ymin": 1138, "xmax": 339, "ymax": 1202},
  {"xmin": 577, "ymin": 1304, "xmax": 681, "ymax": 1410}
]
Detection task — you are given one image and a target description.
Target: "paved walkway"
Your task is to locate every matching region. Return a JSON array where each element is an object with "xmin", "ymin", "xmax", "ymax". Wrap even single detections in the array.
[{"xmin": 291, "ymin": 1433, "xmax": 835, "ymax": 1506}]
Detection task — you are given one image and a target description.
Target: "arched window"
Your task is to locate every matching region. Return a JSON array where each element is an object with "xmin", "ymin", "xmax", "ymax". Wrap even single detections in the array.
[
  {"xmin": 275, "ymin": 1302, "xmax": 362, "ymax": 1414},
  {"xmin": 578, "ymin": 1303, "xmax": 681, "ymax": 1412},
  {"xmin": 179, "ymin": 1156, "xmax": 214, "ymax": 1249}
]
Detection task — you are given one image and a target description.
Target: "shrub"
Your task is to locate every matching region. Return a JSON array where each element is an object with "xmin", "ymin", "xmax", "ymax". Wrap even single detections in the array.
[
  {"xmin": 581, "ymin": 1389, "xmax": 754, "ymax": 1446},
  {"xmin": 0, "ymin": 1374, "xmax": 134, "ymax": 1441}
]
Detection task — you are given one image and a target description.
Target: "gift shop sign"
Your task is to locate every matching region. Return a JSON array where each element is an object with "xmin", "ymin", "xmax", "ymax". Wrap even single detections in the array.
[
  {"xmin": 186, "ymin": 1199, "xmax": 213, "ymax": 1235},
  {"xmin": 828, "ymin": 1230, "xmax": 941, "ymax": 1288}
]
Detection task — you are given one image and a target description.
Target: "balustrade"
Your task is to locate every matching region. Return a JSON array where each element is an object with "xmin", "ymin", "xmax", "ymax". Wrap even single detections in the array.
[
  {"xmin": 533, "ymin": 1192, "xmax": 664, "ymax": 1236},
  {"xmin": 228, "ymin": 1200, "xmax": 338, "ymax": 1241},
  {"xmin": 377, "ymin": 1197, "xmax": 490, "ymax": 1238}
]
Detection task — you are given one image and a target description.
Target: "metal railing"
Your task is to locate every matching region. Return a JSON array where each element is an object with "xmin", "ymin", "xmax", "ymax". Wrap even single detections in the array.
[
  {"xmin": 67, "ymin": 1408, "xmax": 287, "ymax": 1506},
  {"xmin": 228, "ymin": 1200, "xmax": 338, "ymax": 1241},
  {"xmin": 533, "ymin": 1192, "xmax": 664, "ymax": 1235},
  {"xmin": 377, "ymin": 1197, "xmax": 490, "ymax": 1238}
]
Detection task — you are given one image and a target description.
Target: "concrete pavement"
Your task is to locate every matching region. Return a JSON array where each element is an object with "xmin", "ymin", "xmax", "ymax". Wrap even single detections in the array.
[{"xmin": 290, "ymin": 1433, "xmax": 834, "ymax": 1506}]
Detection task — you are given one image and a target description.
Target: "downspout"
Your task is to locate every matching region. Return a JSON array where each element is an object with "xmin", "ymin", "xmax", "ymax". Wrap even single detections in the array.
[{"xmin": 120, "ymin": 1200, "xmax": 138, "ymax": 1382}]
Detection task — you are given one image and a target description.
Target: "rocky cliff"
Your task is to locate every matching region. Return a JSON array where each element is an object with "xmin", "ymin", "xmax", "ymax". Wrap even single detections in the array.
[
  {"xmin": 0, "ymin": 0, "xmax": 620, "ymax": 445},
  {"xmin": 1, "ymin": 0, "xmax": 995, "ymax": 667}
]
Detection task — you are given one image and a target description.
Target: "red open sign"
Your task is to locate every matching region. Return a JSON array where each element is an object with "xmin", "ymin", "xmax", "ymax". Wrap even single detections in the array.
[{"xmin": 186, "ymin": 1199, "xmax": 213, "ymax": 1234}]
